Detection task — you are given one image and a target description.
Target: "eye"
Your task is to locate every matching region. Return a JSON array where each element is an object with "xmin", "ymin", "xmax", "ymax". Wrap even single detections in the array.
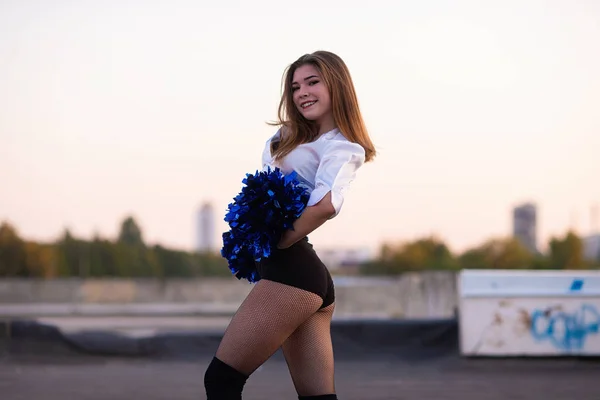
[
  {"xmin": 308, "ymin": 80, "xmax": 319, "ymax": 86},
  {"xmin": 291, "ymin": 86, "xmax": 299, "ymax": 92}
]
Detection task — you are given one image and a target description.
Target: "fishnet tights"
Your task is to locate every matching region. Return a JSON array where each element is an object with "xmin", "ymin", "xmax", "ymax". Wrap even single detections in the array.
[
  {"xmin": 215, "ymin": 279, "xmax": 336, "ymax": 396},
  {"xmin": 283, "ymin": 302, "xmax": 336, "ymax": 396}
]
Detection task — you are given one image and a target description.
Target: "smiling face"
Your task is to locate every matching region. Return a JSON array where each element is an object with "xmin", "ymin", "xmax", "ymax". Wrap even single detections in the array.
[
  {"xmin": 273, "ymin": 51, "xmax": 375, "ymax": 163},
  {"xmin": 291, "ymin": 64, "xmax": 335, "ymax": 134}
]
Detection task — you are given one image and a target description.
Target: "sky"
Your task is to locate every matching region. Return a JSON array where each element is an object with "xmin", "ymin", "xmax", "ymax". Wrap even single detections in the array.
[{"xmin": 1, "ymin": 0, "xmax": 599, "ymax": 256}]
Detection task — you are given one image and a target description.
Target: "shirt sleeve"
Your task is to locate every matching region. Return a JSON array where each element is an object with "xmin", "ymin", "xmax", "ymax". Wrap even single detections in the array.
[
  {"xmin": 261, "ymin": 129, "xmax": 280, "ymax": 169},
  {"xmin": 307, "ymin": 138, "xmax": 365, "ymax": 218}
]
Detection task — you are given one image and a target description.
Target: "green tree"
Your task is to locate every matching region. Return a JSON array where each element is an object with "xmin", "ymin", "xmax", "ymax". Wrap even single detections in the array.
[
  {"xmin": 360, "ymin": 236, "xmax": 458, "ymax": 275},
  {"xmin": 394, "ymin": 236, "xmax": 458, "ymax": 271},
  {"xmin": 0, "ymin": 222, "xmax": 28, "ymax": 276},
  {"xmin": 113, "ymin": 217, "xmax": 157, "ymax": 276},
  {"xmin": 457, "ymin": 247, "xmax": 487, "ymax": 270},
  {"xmin": 55, "ymin": 229, "xmax": 90, "ymax": 277},
  {"xmin": 458, "ymin": 237, "xmax": 533, "ymax": 270},
  {"xmin": 548, "ymin": 231, "xmax": 584, "ymax": 269},
  {"xmin": 88, "ymin": 234, "xmax": 119, "ymax": 276},
  {"xmin": 0, "ymin": 217, "xmax": 237, "ymax": 278},
  {"xmin": 192, "ymin": 251, "xmax": 231, "ymax": 277},
  {"xmin": 118, "ymin": 216, "xmax": 145, "ymax": 247},
  {"xmin": 24, "ymin": 242, "xmax": 57, "ymax": 278}
]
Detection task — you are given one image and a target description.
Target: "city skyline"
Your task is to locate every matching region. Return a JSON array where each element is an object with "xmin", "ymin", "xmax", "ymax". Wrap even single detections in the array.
[
  {"xmin": 195, "ymin": 202, "xmax": 216, "ymax": 253},
  {"xmin": 512, "ymin": 202, "xmax": 538, "ymax": 253},
  {"xmin": 1, "ymin": 1, "xmax": 599, "ymax": 255},
  {"xmin": 1, "ymin": 197, "xmax": 598, "ymax": 257}
]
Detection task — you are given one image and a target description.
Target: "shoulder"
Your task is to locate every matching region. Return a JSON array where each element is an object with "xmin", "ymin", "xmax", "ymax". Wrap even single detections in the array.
[
  {"xmin": 262, "ymin": 129, "xmax": 281, "ymax": 151},
  {"xmin": 264, "ymin": 128, "xmax": 282, "ymax": 143},
  {"xmin": 261, "ymin": 129, "xmax": 282, "ymax": 167},
  {"xmin": 322, "ymin": 131, "xmax": 366, "ymax": 161}
]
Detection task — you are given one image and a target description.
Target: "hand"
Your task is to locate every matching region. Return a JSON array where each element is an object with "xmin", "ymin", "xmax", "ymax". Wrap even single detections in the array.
[{"xmin": 276, "ymin": 194, "xmax": 334, "ymax": 250}]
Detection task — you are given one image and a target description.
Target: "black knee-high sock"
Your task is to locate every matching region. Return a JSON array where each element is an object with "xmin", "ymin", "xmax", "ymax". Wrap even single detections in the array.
[
  {"xmin": 204, "ymin": 357, "xmax": 248, "ymax": 399},
  {"xmin": 299, "ymin": 395, "xmax": 338, "ymax": 399}
]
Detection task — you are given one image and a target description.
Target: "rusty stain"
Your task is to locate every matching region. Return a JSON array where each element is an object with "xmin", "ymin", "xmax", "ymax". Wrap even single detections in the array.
[
  {"xmin": 484, "ymin": 338, "xmax": 505, "ymax": 349},
  {"xmin": 493, "ymin": 312, "xmax": 503, "ymax": 325},
  {"xmin": 499, "ymin": 299, "xmax": 511, "ymax": 308},
  {"xmin": 517, "ymin": 308, "xmax": 531, "ymax": 326},
  {"xmin": 543, "ymin": 305, "xmax": 563, "ymax": 317},
  {"xmin": 513, "ymin": 309, "xmax": 531, "ymax": 336}
]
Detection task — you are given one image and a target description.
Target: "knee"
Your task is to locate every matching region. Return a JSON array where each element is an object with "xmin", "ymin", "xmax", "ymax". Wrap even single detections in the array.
[{"xmin": 204, "ymin": 357, "xmax": 248, "ymax": 399}]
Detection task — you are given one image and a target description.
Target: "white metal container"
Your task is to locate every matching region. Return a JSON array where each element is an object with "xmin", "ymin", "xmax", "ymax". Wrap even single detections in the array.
[{"xmin": 458, "ymin": 269, "xmax": 600, "ymax": 356}]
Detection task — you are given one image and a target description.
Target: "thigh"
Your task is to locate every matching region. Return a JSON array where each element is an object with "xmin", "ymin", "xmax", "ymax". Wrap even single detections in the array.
[
  {"xmin": 282, "ymin": 303, "xmax": 336, "ymax": 396},
  {"xmin": 216, "ymin": 279, "xmax": 323, "ymax": 376}
]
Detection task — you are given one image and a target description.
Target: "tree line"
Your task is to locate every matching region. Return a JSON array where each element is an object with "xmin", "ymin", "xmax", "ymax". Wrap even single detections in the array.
[
  {"xmin": 360, "ymin": 232, "xmax": 600, "ymax": 275},
  {"xmin": 0, "ymin": 217, "xmax": 230, "ymax": 278},
  {"xmin": 0, "ymin": 217, "xmax": 598, "ymax": 278}
]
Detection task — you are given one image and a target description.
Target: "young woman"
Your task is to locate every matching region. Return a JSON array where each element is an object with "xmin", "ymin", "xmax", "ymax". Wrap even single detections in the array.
[{"xmin": 204, "ymin": 50, "xmax": 376, "ymax": 400}]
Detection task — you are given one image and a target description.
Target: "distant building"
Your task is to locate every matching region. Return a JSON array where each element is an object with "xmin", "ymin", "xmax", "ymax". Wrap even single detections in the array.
[
  {"xmin": 196, "ymin": 202, "xmax": 216, "ymax": 253},
  {"xmin": 512, "ymin": 203, "xmax": 537, "ymax": 253},
  {"xmin": 583, "ymin": 234, "xmax": 600, "ymax": 261},
  {"xmin": 316, "ymin": 247, "xmax": 373, "ymax": 273}
]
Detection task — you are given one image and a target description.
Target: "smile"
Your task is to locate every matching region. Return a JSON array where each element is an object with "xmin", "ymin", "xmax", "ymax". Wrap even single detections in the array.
[{"xmin": 301, "ymin": 101, "xmax": 317, "ymax": 109}]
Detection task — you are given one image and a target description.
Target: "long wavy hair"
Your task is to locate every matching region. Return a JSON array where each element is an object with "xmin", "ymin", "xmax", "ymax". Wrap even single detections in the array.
[{"xmin": 269, "ymin": 51, "xmax": 376, "ymax": 163}]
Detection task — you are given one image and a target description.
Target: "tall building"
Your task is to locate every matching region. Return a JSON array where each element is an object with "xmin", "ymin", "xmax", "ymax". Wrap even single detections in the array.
[
  {"xmin": 196, "ymin": 202, "xmax": 216, "ymax": 253},
  {"xmin": 512, "ymin": 202, "xmax": 537, "ymax": 253},
  {"xmin": 582, "ymin": 234, "xmax": 600, "ymax": 261}
]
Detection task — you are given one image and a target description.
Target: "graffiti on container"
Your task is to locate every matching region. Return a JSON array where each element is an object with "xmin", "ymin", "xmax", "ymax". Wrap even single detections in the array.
[{"xmin": 530, "ymin": 304, "xmax": 600, "ymax": 351}]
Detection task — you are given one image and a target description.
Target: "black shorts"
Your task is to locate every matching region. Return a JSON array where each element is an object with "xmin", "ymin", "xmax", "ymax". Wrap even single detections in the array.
[{"xmin": 256, "ymin": 237, "xmax": 335, "ymax": 309}]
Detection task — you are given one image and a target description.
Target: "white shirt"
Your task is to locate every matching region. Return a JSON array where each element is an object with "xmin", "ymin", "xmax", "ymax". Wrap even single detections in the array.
[{"xmin": 261, "ymin": 128, "xmax": 365, "ymax": 218}]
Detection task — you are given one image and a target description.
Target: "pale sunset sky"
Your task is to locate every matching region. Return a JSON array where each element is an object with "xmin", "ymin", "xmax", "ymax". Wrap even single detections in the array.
[{"xmin": 1, "ymin": 0, "xmax": 599, "ymax": 256}]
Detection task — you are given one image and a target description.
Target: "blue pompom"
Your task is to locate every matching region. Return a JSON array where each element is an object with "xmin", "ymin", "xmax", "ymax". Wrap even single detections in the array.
[{"xmin": 220, "ymin": 167, "xmax": 310, "ymax": 283}]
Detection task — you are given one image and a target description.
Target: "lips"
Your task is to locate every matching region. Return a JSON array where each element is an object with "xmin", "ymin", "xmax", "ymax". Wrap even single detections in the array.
[{"xmin": 301, "ymin": 100, "xmax": 317, "ymax": 109}]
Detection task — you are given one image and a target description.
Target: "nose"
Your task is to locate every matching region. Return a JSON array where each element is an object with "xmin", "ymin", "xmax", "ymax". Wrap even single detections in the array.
[{"xmin": 297, "ymin": 86, "xmax": 310, "ymax": 98}]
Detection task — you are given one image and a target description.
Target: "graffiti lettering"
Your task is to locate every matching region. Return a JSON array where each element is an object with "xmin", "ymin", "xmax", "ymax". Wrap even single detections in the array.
[{"xmin": 530, "ymin": 304, "xmax": 600, "ymax": 351}]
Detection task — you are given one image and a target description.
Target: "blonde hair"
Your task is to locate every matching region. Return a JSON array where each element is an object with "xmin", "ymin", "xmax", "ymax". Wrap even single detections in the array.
[{"xmin": 269, "ymin": 51, "xmax": 376, "ymax": 163}]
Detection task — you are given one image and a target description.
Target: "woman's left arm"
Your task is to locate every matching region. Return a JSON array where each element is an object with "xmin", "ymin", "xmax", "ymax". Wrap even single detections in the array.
[
  {"xmin": 277, "ymin": 192, "xmax": 335, "ymax": 249},
  {"xmin": 278, "ymin": 138, "xmax": 366, "ymax": 249}
]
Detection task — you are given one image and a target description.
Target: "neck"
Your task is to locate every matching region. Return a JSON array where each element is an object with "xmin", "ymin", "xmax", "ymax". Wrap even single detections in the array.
[{"xmin": 316, "ymin": 114, "xmax": 336, "ymax": 136}]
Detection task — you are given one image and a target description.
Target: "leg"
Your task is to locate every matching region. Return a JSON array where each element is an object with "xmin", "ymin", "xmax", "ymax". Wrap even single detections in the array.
[
  {"xmin": 282, "ymin": 302, "xmax": 336, "ymax": 397},
  {"xmin": 204, "ymin": 279, "xmax": 323, "ymax": 399}
]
